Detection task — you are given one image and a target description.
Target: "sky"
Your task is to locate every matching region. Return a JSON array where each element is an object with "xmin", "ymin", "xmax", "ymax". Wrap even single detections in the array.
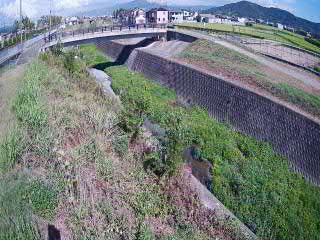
[{"xmin": 0, "ymin": 0, "xmax": 319, "ymax": 23}]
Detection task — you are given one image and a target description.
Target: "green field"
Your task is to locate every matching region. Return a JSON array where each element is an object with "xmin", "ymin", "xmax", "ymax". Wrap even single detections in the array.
[
  {"xmin": 79, "ymin": 44, "xmax": 320, "ymax": 240},
  {"xmin": 175, "ymin": 23, "xmax": 320, "ymax": 54}
]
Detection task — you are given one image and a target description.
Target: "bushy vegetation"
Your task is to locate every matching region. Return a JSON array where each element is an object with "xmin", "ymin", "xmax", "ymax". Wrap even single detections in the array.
[
  {"xmin": 79, "ymin": 44, "xmax": 320, "ymax": 240},
  {"xmin": 1, "ymin": 46, "xmax": 237, "ymax": 239},
  {"xmin": 305, "ymin": 38, "xmax": 320, "ymax": 48}
]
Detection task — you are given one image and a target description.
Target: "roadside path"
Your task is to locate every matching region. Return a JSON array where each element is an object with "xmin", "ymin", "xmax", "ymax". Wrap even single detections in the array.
[{"xmin": 174, "ymin": 29, "xmax": 320, "ymax": 90}]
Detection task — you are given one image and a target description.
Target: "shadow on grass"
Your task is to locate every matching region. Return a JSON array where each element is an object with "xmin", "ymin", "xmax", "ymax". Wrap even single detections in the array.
[{"xmin": 93, "ymin": 61, "xmax": 121, "ymax": 71}]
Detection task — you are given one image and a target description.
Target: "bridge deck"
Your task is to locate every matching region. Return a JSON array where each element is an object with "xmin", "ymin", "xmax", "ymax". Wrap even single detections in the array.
[{"xmin": 42, "ymin": 28, "xmax": 167, "ymax": 50}]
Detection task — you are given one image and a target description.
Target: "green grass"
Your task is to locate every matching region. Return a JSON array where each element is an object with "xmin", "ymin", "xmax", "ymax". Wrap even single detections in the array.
[
  {"xmin": 272, "ymin": 83, "xmax": 320, "ymax": 114},
  {"xmin": 0, "ymin": 61, "xmax": 59, "ymax": 239},
  {"xmin": 26, "ymin": 179, "xmax": 58, "ymax": 220},
  {"xmin": 0, "ymin": 173, "xmax": 41, "ymax": 240},
  {"xmin": 80, "ymin": 44, "xmax": 109, "ymax": 67},
  {"xmin": 0, "ymin": 128, "xmax": 24, "ymax": 172},
  {"xmin": 315, "ymin": 66, "xmax": 320, "ymax": 73},
  {"xmin": 0, "ymin": 172, "xmax": 58, "ymax": 240},
  {"xmin": 79, "ymin": 44, "xmax": 320, "ymax": 240},
  {"xmin": 176, "ymin": 23, "xmax": 320, "ymax": 54},
  {"xmin": 179, "ymin": 39, "xmax": 320, "ymax": 117}
]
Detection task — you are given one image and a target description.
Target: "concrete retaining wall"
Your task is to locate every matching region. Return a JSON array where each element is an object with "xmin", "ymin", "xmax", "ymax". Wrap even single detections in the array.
[
  {"xmin": 95, "ymin": 38, "xmax": 157, "ymax": 64},
  {"xmin": 127, "ymin": 48, "xmax": 320, "ymax": 185}
]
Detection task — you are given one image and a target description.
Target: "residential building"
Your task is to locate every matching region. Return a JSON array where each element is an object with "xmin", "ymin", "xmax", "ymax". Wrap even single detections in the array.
[
  {"xmin": 169, "ymin": 11, "xmax": 184, "ymax": 23},
  {"xmin": 277, "ymin": 23, "xmax": 284, "ymax": 30},
  {"xmin": 146, "ymin": 8, "xmax": 169, "ymax": 24},
  {"xmin": 128, "ymin": 8, "xmax": 146, "ymax": 25},
  {"xmin": 182, "ymin": 10, "xmax": 191, "ymax": 20}
]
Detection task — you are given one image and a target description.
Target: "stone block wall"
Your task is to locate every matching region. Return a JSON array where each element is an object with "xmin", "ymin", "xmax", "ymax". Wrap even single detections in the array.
[
  {"xmin": 95, "ymin": 38, "xmax": 156, "ymax": 64},
  {"xmin": 127, "ymin": 48, "xmax": 320, "ymax": 185}
]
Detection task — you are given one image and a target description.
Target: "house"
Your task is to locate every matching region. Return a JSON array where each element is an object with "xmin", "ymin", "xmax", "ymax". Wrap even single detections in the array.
[
  {"xmin": 128, "ymin": 8, "xmax": 146, "ymax": 25},
  {"xmin": 66, "ymin": 17, "xmax": 79, "ymax": 26},
  {"xmin": 202, "ymin": 14, "xmax": 236, "ymax": 25},
  {"xmin": 277, "ymin": 23, "xmax": 284, "ymax": 30},
  {"xmin": 238, "ymin": 17, "xmax": 248, "ymax": 24},
  {"xmin": 169, "ymin": 11, "xmax": 184, "ymax": 23},
  {"xmin": 182, "ymin": 10, "xmax": 191, "ymax": 20},
  {"xmin": 146, "ymin": 8, "xmax": 169, "ymax": 24}
]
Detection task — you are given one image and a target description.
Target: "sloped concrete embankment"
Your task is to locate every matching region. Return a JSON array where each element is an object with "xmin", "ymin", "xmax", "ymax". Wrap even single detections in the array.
[
  {"xmin": 126, "ymin": 47, "xmax": 320, "ymax": 186},
  {"xmin": 95, "ymin": 37, "xmax": 157, "ymax": 64}
]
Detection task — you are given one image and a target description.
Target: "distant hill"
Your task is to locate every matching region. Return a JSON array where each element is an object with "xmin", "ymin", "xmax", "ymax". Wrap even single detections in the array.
[{"xmin": 204, "ymin": 1, "xmax": 320, "ymax": 38}]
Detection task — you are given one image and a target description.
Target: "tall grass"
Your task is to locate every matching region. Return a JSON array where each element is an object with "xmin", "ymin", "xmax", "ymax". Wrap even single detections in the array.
[
  {"xmin": 78, "ymin": 45, "xmax": 320, "ymax": 240},
  {"xmin": 0, "ymin": 61, "xmax": 58, "ymax": 239},
  {"xmin": 0, "ymin": 173, "xmax": 41, "ymax": 240},
  {"xmin": 0, "ymin": 128, "xmax": 24, "ymax": 172}
]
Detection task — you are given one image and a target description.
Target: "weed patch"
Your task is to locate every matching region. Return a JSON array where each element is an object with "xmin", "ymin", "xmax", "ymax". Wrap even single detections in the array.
[{"xmin": 79, "ymin": 45, "xmax": 320, "ymax": 240}]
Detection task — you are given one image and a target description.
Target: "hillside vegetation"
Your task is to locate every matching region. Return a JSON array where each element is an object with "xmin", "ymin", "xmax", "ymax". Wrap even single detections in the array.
[
  {"xmin": 79, "ymin": 44, "xmax": 320, "ymax": 240},
  {"xmin": 175, "ymin": 23, "xmax": 320, "ymax": 54},
  {"xmin": 0, "ymin": 50, "xmax": 240, "ymax": 239}
]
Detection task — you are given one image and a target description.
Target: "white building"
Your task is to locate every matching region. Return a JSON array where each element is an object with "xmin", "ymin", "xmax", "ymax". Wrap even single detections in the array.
[
  {"xmin": 136, "ymin": 15, "xmax": 146, "ymax": 25},
  {"xmin": 182, "ymin": 10, "xmax": 191, "ymax": 19},
  {"xmin": 238, "ymin": 17, "xmax": 248, "ymax": 24},
  {"xmin": 169, "ymin": 11, "xmax": 184, "ymax": 23},
  {"xmin": 146, "ymin": 8, "xmax": 169, "ymax": 24},
  {"xmin": 130, "ymin": 8, "xmax": 146, "ymax": 25},
  {"xmin": 277, "ymin": 23, "xmax": 284, "ymax": 30},
  {"xmin": 201, "ymin": 14, "xmax": 245, "ymax": 25}
]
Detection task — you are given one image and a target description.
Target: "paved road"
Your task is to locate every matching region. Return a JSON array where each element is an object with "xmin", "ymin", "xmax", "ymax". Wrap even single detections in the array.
[{"xmin": 0, "ymin": 30, "xmax": 56, "ymax": 66}]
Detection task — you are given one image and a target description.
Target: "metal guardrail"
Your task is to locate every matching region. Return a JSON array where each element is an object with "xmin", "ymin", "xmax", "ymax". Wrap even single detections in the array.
[
  {"xmin": 45, "ymin": 24, "xmax": 167, "ymax": 43},
  {"xmin": 0, "ymin": 32, "xmax": 51, "ymax": 66}
]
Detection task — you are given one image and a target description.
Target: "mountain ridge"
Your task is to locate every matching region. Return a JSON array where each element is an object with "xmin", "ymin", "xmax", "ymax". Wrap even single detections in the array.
[{"xmin": 204, "ymin": 1, "xmax": 320, "ymax": 37}]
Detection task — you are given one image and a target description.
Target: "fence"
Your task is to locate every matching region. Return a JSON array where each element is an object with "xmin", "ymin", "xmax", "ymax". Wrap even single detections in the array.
[
  {"xmin": 216, "ymin": 32, "xmax": 320, "ymax": 70},
  {"xmin": 175, "ymin": 25, "xmax": 320, "ymax": 72},
  {"xmin": 45, "ymin": 24, "xmax": 168, "ymax": 43}
]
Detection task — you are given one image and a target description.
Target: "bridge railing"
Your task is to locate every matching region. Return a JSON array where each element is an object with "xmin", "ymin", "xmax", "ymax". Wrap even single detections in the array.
[{"xmin": 45, "ymin": 24, "xmax": 167, "ymax": 43}]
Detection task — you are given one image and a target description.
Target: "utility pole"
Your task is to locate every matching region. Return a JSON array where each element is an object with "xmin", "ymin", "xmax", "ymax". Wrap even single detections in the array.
[
  {"xmin": 20, "ymin": 0, "xmax": 23, "ymax": 44},
  {"xmin": 49, "ymin": 0, "xmax": 52, "ymax": 41}
]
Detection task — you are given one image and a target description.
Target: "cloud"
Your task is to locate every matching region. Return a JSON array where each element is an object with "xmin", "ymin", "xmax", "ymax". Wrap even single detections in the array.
[
  {"xmin": 0, "ymin": 0, "xmax": 298, "ymax": 20},
  {"xmin": 0, "ymin": 0, "xmax": 92, "ymax": 19}
]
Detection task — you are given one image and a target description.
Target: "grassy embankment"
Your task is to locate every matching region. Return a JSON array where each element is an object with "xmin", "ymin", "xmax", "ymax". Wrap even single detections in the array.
[
  {"xmin": 80, "ymin": 44, "xmax": 320, "ymax": 240},
  {"xmin": 177, "ymin": 39, "xmax": 320, "ymax": 118},
  {"xmin": 175, "ymin": 23, "xmax": 320, "ymax": 54},
  {"xmin": 0, "ymin": 49, "xmax": 238, "ymax": 239}
]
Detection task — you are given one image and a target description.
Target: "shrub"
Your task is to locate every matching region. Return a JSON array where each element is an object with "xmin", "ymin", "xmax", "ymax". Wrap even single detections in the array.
[
  {"xmin": 26, "ymin": 179, "xmax": 58, "ymax": 220},
  {"xmin": 96, "ymin": 156, "xmax": 113, "ymax": 181},
  {"xmin": 112, "ymin": 134, "xmax": 129, "ymax": 157}
]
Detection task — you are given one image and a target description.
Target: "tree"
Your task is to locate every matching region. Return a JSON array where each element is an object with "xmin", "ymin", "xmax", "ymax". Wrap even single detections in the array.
[{"xmin": 196, "ymin": 15, "xmax": 202, "ymax": 23}]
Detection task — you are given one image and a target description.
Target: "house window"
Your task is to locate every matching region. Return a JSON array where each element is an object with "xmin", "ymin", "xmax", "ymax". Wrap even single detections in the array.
[
  {"xmin": 158, "ymin": 18, "xmax": 160, "ymax": 21},
  {"xmin": 163, "ymin": 18, "xmax": 165, "ymax": 21}
]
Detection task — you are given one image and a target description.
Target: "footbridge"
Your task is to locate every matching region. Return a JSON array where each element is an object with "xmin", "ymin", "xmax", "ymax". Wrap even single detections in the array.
[{"xmin": 42, "ymin": 27, "xmax": 167, "ymax": 50}]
